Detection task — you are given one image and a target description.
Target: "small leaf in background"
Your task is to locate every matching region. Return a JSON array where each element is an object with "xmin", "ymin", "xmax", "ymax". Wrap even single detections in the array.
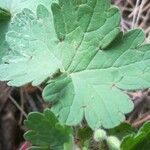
[
  {"xmin": 0, "ymin": 7, "xmax": 11, "ymax": 20},
  {"xmin": 77, "ymin": 126, "xmax": 93, "ymax": 146},
  {"xmin": 24, "ymin": 109, "xmax": 73, "ymax": 150},
  {"xmin": 107, "ymin": 123, "xmax": 136, "ymax": 140},
  {"xmin": 121, "ymin": 122, "xmax": 150, "ymax": 150}
]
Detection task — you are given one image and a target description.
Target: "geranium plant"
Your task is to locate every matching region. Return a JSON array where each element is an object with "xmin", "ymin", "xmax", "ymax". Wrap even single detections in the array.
[{"xmin": 0, "ymin": 0, "xmax": 150, "ymax": 149}]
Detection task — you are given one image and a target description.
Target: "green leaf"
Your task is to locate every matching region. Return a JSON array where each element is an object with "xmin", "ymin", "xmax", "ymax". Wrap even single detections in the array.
[
  {"xmin": 0, "ymin": 0, "xmax": 55, "ymax": 62},
  {"xmin": 45, "ymin": 28, "xmax": 150, "ymax": 129},
  {"xmin": 0, "ymin": 0, "xmax": 55, "ymax": 15},
  {"xmin": 0, "ymin": 0, "xmax": 150, "ymax": 129},
  {"xmin": 107, "ymin": 123, "xmax": 136, "ymax": 140},
  {"xmin": 0, "ymin": 7, "xmax": 11, "ymax": 20},
  {"xmin": 77, "ymin": 127, "xmax": 93, "ymax": 144},
  {"xmin": 0, "ymin": 0, "xmax": 121, "ymax": 86},
  {"xmin": 0, "ymin": 5, "xmax": 65, "ymax": 86},
  {"xmin": 0, "ymin": 17, "xmax": 9, "ymax": 62},
  {"xmin": 121, "ymin": 122, "xmax": 150, "ymax": 150},
  {"xmin": 0, "ymin": 7, "xmax": 11, "ymax": 62},
  {"xmin": 24, "ymin": 109, "xmax": 73, "ymax": 150}
]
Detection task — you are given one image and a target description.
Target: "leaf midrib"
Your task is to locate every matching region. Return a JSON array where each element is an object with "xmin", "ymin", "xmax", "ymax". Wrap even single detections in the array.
[{"xmin": 65, "ymin": 0, "xmax": 98, "ymax": 71}]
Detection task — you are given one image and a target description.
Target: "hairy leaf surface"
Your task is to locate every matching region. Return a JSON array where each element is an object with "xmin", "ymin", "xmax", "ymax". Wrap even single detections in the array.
[
  {"xmin": 0, "ymin": 0, "xmax": 55, "ymax": 14},
  {"xmin": 0, "ymin": 0, "xmax": 150, "ymax": 129},
  {"xmin": 0, "ymin": 0, "xmax": 55, "ymax": 61}
]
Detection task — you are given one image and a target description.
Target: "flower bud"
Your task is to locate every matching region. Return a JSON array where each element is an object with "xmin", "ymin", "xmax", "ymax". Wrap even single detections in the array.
[
  {"xmin": 107, "ymin": 136, "xmax": 121, "ymax": 150},
  {"xmin": 93, "ymin": 129, "xmax": 107, "ymax": 142}
]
